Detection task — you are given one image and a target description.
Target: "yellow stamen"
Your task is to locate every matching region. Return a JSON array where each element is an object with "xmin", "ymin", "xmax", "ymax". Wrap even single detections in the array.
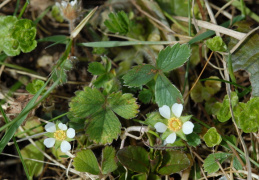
[
  {"xmin": 168, "ymin": 117, "xmax": 182, "ymax": 131},
  {"xmin": 54, "ymin": 130, "xmax": 66, "ymax": 141}
]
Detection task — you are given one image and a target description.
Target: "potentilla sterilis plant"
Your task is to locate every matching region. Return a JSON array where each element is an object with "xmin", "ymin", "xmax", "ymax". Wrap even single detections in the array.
[
  {"xmin": 44, "ymin": 122, "xmax": 75, "ymax": 153},
  {"xmin": 154, "ymin": 103, "xmax": 194, "ymax": 145}
]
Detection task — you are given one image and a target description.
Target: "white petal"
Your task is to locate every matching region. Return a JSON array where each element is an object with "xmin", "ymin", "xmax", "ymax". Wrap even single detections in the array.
[
  {"xmin": 154, "ymin": 122, "xmax": 167, "ymax": 133},
  {"xmin": 45, "ymin": 122, "xmax": 56, "ymax": 132},
  {"xmin": 172, "ymin": 103, "xmax": 183, "ymax": 118},
  {"xmin": 58, "ymin": 123, "xmax": 67, "ymax": 130},
  {"xmin": 182, "ymin": 121, "xmax": 194, "ymax": 135},
  {"xmin": 159, "ymin": 105, "xmax": 171, "ymax": 119},
  {"xmin": 44, "ymin": 138, "xmax": 56, "ymax": 148},
  {"xmin": 165, "ymin": 133, "xmax": 176, "ymax": 144},
  {"xmin": 61, "ymin": 1, "xmax": 68, "ymax": 7},
  {"xmin": 67, "ymin": 128, "xmax": 75, "ymax": 138},
  {"xmin": 70, "ymin": 0, "xmax": 77, "ymax": 6},
  {"xmin": 60, "ymin": 140, "xmax": 71, "ymax": 152}
]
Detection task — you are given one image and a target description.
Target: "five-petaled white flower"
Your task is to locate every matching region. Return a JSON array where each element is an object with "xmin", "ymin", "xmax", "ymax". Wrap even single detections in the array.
[
  {"xmin": 43, "ymin": 122, "xmax": 75, "ymax": 153},
  {"xmin": 154, "ymin": 103, "xmax": 194, "ymax": 145}
]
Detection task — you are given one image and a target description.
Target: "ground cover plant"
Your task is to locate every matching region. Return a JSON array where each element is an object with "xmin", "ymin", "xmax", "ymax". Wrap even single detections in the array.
[{"xmin": 0, "ymin": 0, "xmax": 258, "ymax": 179}]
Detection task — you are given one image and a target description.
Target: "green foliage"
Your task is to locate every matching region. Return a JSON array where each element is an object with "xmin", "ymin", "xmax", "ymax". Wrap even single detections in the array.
[
  {"xmin": 73, "ymin": 149, "xmax": 100, "ymax": 174},
  {"xmin": 101, "ymin": 146, "xmax": 118, "ymax": 174},
  {"xmin": 217, "ymin": 92, "xmax": 238, "ymax": 122},
  {"xmin": 26, "ymin": 79, "xmax": 46, "ymax": 95},
  {"xmin": 157, "ymin": 151, "xmax": 190, "ymax": 175},
  {"xmin": 117, "ymin": 146, "xmax": 149, "ymax": 173},
  {"xmin": 203, "ymin": 153, "xmax": 232, "ymax": 174},
  {"xmin": 206, "ymin": 36, "xmax": 227, "ymax": 52},
  {"xmin": 69, "ymin": 87, "xmax": 138, "ymax": 144},
  {"xmin": 0, "ymin": 16, "xmax": 37, "ymax": 56},
  {"xmin": 138, "ymin": 88, "xmax": 153, "ymax": 104},
  {"xmin": 21, "ymin": 140, "xmax": 45, "ymax": 178},
  {"xmin": 155, "ymin": 73, "xmax": 183, "ymax": 107},
  {"xmin": 156, "ymin": 43, "xmax": 191, "ymax": 72},
  {"xmin": 104, "ymin": 11, "xmax": 131, "ymax": 35},
  {"xmin": 203, "ymin": 127, "xmax": 222, "ymax": 147},
  {"xmin": 186, "ymin": 133, "xmax": 201, "ymax": 147}
]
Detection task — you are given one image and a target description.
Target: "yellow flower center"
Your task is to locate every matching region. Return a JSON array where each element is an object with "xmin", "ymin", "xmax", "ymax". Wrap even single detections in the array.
[
  {"xmin": 168, "ymin": 117, "xmax": 182, "ymax": 131},
  {"xmin": 54, "ymin": 130, "xmax": 66, "ymax": 141}
]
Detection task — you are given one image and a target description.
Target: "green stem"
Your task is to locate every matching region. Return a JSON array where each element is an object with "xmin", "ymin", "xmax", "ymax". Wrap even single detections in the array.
[
  {"xmin": 18, "ymin": 1, "xmax": 29, "ymax": 19},
  {"xmin": 13, "ymin": 0, "xmax": 21, "ymax": 16},
  {"xmin": 227, "ymin": 51, "xmax": 237, "ymax": 84},
  {"xmin": 240, "ymin": 0, "xmax": 246, "ymax": 17}
]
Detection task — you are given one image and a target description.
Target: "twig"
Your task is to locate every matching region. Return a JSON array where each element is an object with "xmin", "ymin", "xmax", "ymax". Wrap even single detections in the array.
[
  {"xmin": 173, "ymin": 16, "xmax": 246, "ymax": 40},
  {"xmin": 204, "ymin": 0, "xmax": 220, "ymax": 37},
  {"xmin": 210, "ymin": 1, "xmax": 233, "ymax": 19},
  {"xmin": 0, "ymin": 0, "xmax": 11, "ymax": 9}
]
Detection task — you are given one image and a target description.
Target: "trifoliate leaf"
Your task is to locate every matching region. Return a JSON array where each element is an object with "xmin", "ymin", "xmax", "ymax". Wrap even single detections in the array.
[
  {"xmin": 86, "ymin": 109, "xmax": 121, "ymax": 144},
  {"xmin": 21, "ymin": 140, "xmax": 45, "ymax": 177},
  {"xmin": 73, "ymin": 149, "xmax": 100, "ymax": 175},
  {"xmin": 101, "ymin": 146, "xmax": 118, "ymax": 174},
  {"xmin": 158, "ymin": 151, "xmax": 190, "ymax": 175},
  {"xmin": 88, "ymin": 62, "xmax": 106, "ymax": 75},
  {"xmin": 217, "ymin": 92, "xmax": 238, "ymax": 122},
  {"xmin": 117, "ymin": 146, "xmax": 149, "ymax": 173},
  {"xmin": 206, "ymin": 36, "xmax": 227, "ymax": 52},
  {"xmin": 26, "ymin": 79, "xmax": 45, "ymax": 95},
  {"xmin": 69, "ymin": 87, "xmax": 105, "ymax": 118},
  {"xmin": 122, "ymin": 64, "xmax": 157, "ymax": 87},
  {"xmin": 155, "ymin": 73, "xmax": 183, "ymax": 107},
  {"xmin": 156, "ymin": 43, "xmax": 191, "ymax": 72},
  {"xmin": 204, "ymin": 153, "xmax": 231, "ymax": 174},
  {"xmin": 138, "ymin": 88, "xmax": 153, "ymax": 104},
  {"xmin": 108, "ymin": 92, "xmax": 139, "ymax": 119},
  {"xmin": 203, "ymin": 127, "xmax": 222, "ymax": 147},
  {"xmin": 238, "ymin": 97, "xmax": 259, "ymax": 133},
  {"xmin": 104, "ymin": 11, "xmax": 130, "ymax": 35}
]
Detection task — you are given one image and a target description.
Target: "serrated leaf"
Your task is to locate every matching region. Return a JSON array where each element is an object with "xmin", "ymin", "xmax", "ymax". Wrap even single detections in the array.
[
  {"xmin": 21, "ymin": 140, "xmax": 45, "ymax": 177},
  {"xmin": 86, "ymin": 109, "xmax": 121, "ymax": 144},
  {"xmin": 156, "ymin": 43, "xmax": 191, "ymax": 72},
  {"xmin": 158, "ymin": 151, "xmax": 190, "ymax": 175},
  {"xmin": 117, "ymin": 146, "xmax": 149, "ymax": 173},
  {"xmin": 108, "ymin": 92, "xmax": 139, "ymax": 119},
  {"xmin": 225, "ymin": 21, "xmax": 259, "ymax": 96},
  {"xmin": 122, "ymin": 64, "xmax": 157, "ymax": 87},
  {"xmin": 155, "ymin": 73, "xmax": 183, "ymax": 107},
  {"xmin": 238, "ymin": 97, "xmax": 259, "ymax": 133},
  {"xmin": 203, "ymin": 127, "xmax": 222, "ymax": 147},
  {"xmin": 88, "ymin": 62, "xmax": 106, "ymax": 75},
  {"xmin": 217, "ymin": 92, "xmax": 238, "ymax": 122},
  {"xmin": 186, "ymin": 133, "xmax": 201, "ymax": 147},
  {"xmin": 104, "ymin": 11, "xmax": 130, "ymax": 35},
  {"xmin": 101, "ymin": 146, "xmax": 118, "ymax": 174},
  {"xmin": 73, "ymin": 149, "xmax": 100, "ymax": 175},
  {"xmin": 69, "ymin": 87, "xmax": 105, "ymax": 118},
  {"xmin": 204, "ymin": 153, "xmax": 231, "ymax": 174},
  {"xmin": 26, "ymin": 79, "xmax": 45, "ymax": 95},
  {"xmin": 93, "ymin": 73, "xmax": 113, "ymax": 88},
  {"xmin": 206, "ymin": 36, "xmax": 227, "ymax": 52}
]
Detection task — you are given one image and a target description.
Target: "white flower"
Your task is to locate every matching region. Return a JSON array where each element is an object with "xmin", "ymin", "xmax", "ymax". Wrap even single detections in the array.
[
  {"xmin": 154, "ymin": 103, "xmax": 194, "ymax": 145},
  {"xmin": 43, "ymin": 122, "xmax": 75, "ymax": 153}
]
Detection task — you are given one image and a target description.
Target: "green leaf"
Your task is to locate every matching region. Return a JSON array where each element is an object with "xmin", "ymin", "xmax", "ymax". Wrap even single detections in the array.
[
  {"xmin": 26, "ymin": 79, "xmax": 45, "ymax": 95},
  {"xmin": 138, "ymin": 88, "xmax": 153, "ymax": 104},
  {"xmin": 108, "ymin": 92, "xmax": 139, "ymax": 119},
  {"xmin": 117, "ymin": 146, "xmax": 149, "ymax": 173},
  {"xmin": 158, "ymin": 151, "xmax": 190, "ymax": 175},
  {"xmin": 145, "ymin": 111, "xmax": 167, "ymax": 127},
  {"xmin": 203, "ymin": 127, "xmax": 222, "ymax": 147},
  {"xmin": 21, "ymin": 140, "xmax": 45, "ymax": 177},
  {"xmin": 104, "ymin": 11, "xmax": 130, "ymax": 35},
  {"xmin": 86, "ymin": 109, "xmax": 121, "ymax": 144},
  {"xmin": 225, "ymin": 21, "xmax": 259, "ymax": 96},
  {"xmin": 204, "ymin": 153, "xmax": 232, "ymax": 174},
  {"xmin": 132, "ymin": 173, "xmax": 148, "ymax": 180},
  {"xmin": 156, "ymin": 43, "xmax": 191, "ymax": 72},
  {"xmin": 150, "ymin": 151, "xmax": 162, "ymax": 173},
  {"xmin": 122, "ymin": 64, "xmax": 157, "ymax": 87},
  {"xmin": 93, "ymin": 73, "xmax": 114, "ymax": 88},
  {"xmin": 238, "ymin": 97, "xmax": 259, "ymax": 133},
  {"xmin": 73, "ymin": 149, "xmax": 100, "ymax": 175},
  {"xmin": 206, "ymin": 36, "xmax": 227, "ymax": 52},
  {"xmin": 88, "ymin": 62, "xmax": 106, "ymax": 75},
  {"xmin": 101, "ymin": 146, "xmax": 118, "ymax": 174},
  {"xmin": 217, "ymin": 92, "xmax": 238, "ymax": 122},
  {"xmin": 186, "ymin": 133, "xmax": 201, "ymax": 147},
  {"xmin": 155, "ymin": 73, "xmax": 183, "ymax": 107},
  {"xmin": 69, "ymin": 87, "xmax": 105, "ymax": 118}
]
